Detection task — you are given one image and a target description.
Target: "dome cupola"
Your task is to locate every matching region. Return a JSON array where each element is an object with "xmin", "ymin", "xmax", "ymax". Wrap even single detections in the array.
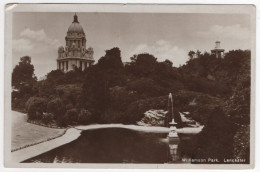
[
  {"xmin": 57, "ymin": 13, "xmax": 94, "ymax": 72},
  {"xmin": 67, "ymin": 13, "xmax": 85, "ymax": 35}
]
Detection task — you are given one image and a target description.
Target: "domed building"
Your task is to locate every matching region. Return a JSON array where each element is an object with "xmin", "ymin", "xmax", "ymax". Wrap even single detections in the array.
[{"xmin": 57, "ymin": 13, "xmax": 94, "ymax": 72}]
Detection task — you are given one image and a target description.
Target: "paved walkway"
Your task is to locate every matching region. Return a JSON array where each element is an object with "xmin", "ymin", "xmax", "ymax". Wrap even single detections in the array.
[
  {"xmin": 12, "ymin": 111, "xmax": 65, "ymax": 150},
  {"xmin": 75, "ymin": 124, "xmax": 171, "ymax": 133},
  {"xmin": 11, "ymin": 128, "xmax": 81, "ymax": 163}
]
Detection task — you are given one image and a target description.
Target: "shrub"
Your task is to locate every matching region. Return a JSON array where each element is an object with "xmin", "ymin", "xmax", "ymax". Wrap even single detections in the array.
[
  {"xmin": 66, "ymin": 103, "xmax": 74, "ymax": 110},
  {"xmin": 47, "ymin": 98, "xmax": 64, "ymax": 118},
  {"xmin": 99, "ymin": 110, "xmax": 124, "ymax": 124},
  {"xmin": 25, "ymin": 97, "xmax": 47, "ymax": 119},
  {"xmin": 78, "ymin": 109, "xmax": 93, "ymax": 124},
  {"xmin": 42, "ymin": 112, "xmax": 54, "ymax": 124},
  {"xmin": 126, "ymin": 78, "xmax": 167, "ymax": 98},
  {"xmin": 55, "ymin": 84, "xmax": 82, "ymax": 106},
  {"xmin": 63, "ymin": 108, "xmax": 78, "ymax": 125}
]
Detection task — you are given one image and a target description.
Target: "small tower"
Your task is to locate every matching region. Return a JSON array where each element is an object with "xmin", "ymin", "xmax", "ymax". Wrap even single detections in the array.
[{"xmin": 211, "ymin": 41, "xmax": 225, "ymax": 58}]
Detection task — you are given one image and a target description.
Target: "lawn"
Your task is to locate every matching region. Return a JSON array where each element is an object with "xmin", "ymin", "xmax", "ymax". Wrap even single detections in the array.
[{"xmin": 11, "ymin": 111, "xmax": 65, "ymax": 150}]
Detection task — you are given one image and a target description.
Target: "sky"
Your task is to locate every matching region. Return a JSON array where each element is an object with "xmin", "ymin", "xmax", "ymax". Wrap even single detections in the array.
[{"xmin": 12, "ymin": 12, "xmax": 251, "ymax": 78}]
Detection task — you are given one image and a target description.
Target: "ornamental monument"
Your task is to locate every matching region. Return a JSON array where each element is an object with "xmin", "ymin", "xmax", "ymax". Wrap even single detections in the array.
[{"xmin": 57, "ymin": 13, "xmax": 94, "ymax": 72}]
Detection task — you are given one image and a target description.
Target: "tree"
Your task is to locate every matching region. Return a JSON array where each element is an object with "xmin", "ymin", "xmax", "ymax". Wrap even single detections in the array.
[
  {"xmin": 42, "ymin": 113, "xmax": 54, "ymax": 124},
  {"xmin": 98, "ymin": 47, "xmax": 123, "ymax": 71},
  {"xmin": 129, "ymin": 53, "xmax": 158, "ymax": 77},
  {"xmin": 46, "ymin": 70, "xmax": 65, "ymax": 85},
  {"xmin": 196, "ymin": 50, "xmax": 201, "ymax": 58},
  {"xmin": 78, "ymin": 109, "xmax": 93, "ymax": 124},
  {"xmin": 12, "ymin": 56, "xmax": 37, "ymax": 89},
  {"xmin": 63, "ymin": 108, "xmax": 78, "ymax": 125},
  {"xmin": 163, "ymin": 59, "xmax": 173, "ymax": 67},
  {"xmin": 25, "ymin": 97, "xmax": 47, "ymax": 119},
  {"xmin": 188, "ymin": 50, "xmax": 195, "ymax": 60},
  {"xmin": 47, "ymin": 98, "xmax": 65, "ymax": 119}
]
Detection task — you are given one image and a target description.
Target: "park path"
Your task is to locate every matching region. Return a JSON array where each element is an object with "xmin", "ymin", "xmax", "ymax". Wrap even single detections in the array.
[
  {"xmin": 12, "ymin": 111, "xmax": 65, "ymax": 150},
  {"xmin": 11, "ymin": 128, "xmax": 81, "ymax": 163}
]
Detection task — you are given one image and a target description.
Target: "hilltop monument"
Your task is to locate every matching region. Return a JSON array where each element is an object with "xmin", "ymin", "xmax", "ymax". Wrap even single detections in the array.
[
  {"xmin": 211, "ymin": 41, "xmax": 225, "ymax": 58},
  {"xmin": 57, "ymin": 13, "xmax": 94, "ymax": 72}
]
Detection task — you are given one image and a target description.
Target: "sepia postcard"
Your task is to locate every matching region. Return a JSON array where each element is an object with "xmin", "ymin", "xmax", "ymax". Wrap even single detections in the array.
[{"xmin": 4, "ymin": 3, "xmax": 256, "ymax": 169}]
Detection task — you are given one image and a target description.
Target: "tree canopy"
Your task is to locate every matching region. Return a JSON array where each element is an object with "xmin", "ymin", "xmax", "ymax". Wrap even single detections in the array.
[{"xmin": 12, "ymin": 56, "xmax": 37, "ymax": 89}]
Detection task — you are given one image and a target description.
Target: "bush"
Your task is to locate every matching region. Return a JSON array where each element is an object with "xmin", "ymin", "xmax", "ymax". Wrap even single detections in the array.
[
  {"xmin": 42, "ymin": 112, "xmax": 54, "ymax": 124},
  {"xmin": 78, "ymin": 109, "xmax": 93, "ymax": 124},
  {"xmin": 63, "ymin": 108, "xmax": 78, "ymax": 125},
  {"xmin": 99, "ymin": 110, "xmax": 124, "ymax": 123},
  {"xmin": 54, "ymin": 84, "xmax": 82, "ymax": 108},
  {"xmin": 25, "ymin": 97, "xmax": 47, "ymax": 119},
  {"xmin": 66, "ymin": 103, "xmax": 74, "ymax": 110},
  {"xmin": 47, "ymin": 98, "xmax": 65, "ymax": 118},
  {"xmin": 126, "ymin": 78, "xmax": 167, "ymax": 98}
]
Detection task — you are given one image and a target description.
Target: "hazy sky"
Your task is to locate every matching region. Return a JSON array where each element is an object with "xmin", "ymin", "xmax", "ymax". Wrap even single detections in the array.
[{"xmin": 12, "ymin": 12, "xmax": 251, "ymax": 78}]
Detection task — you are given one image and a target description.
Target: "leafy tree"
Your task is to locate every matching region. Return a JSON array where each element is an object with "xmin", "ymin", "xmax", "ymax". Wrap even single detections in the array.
[
  {"xmin": 64, "ymin": 108, "xmax": 78, "ymax": 125},
  {"xmin": 129, "ymin": 53, "xmax": 158, "ymax": 77},
  {"xmin": 163, "ymin": 59, "xmax": 173, "ymax": 67},
  {"xmin": 46, "ymin": 98, "xmax": 65, "ymax": 120},
  {"xmin": 42, "ymin": 113, "xmax": 54, "ymax": 124},
  {"xmin": 196, "ymin": 50, "xmax": 201, "ymax": 58},
  {"xmin": 98, "ymin": 47, "xmax": 123, "ymax": 71},
  {"xmin": 12, "ymin": 56, "xmax": 37, "ymax": 89},
  {"xmin": 126, "ymin": 78, "xmax": 167, "ymax": 98},
  {"xmin": 188, "ymin": 50, "xmax": 195, "ymax": 60},
  {"xmin": 81, "ymin": 66, "xmax": 110, "ymax": 116},
  {"xmin": 46, "ymin": 70, "xmax": 65, "ymax": 85},
  {"xmin": 78, "ymin": 109, "xmax": 93, "ymax": 124},
  {"xmin": 81, "ymin": 47, "xmax": 124, "ymax": 117},
  {"xmin": 25, "ymin": 97, "xmax": 47, "ymax": 119}
]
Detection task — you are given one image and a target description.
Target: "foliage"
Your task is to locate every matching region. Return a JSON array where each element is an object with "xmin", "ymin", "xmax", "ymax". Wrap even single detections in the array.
[
  {"xmin": 98, "ymin": 47, "xmax": 123, "ymax": 71},
  {"xmin": 126, "ymin": 78, "xmax": 168, "ymax": 98},
  {"xmin": 63, "ymin": 108, "xmax": 78, "ymax": 125},
  {"xmin": 128, "ymin": 53, "xmax": 157, "ymax": 77},
  {"xmin": 12, "ymin": 56, "xmax": 38, "ymax": 111},
  {"xmin": 78, "ymin": 109, "xmax": 93, "ymax": 124},
  {"xmin": 12, "ymin": 56, "xmax": 37, "ymax": 89},
  {"xmin": 25, "ymin": 97, "xmax": 47, "ymax": 119},
  {"xmin": 47, "ymin": 98, "xmax": 64, "ymax": 118},
  {"xmin": 42, "ymin": 113, "xmax": 54, "ymax": 124},
  {"xmin": 180, "ymin": 107, "xmax": 237, "ymax": 163},
  {"xmin": 13, "ymin": 49, "xmax": 251, "ymax": 145}
]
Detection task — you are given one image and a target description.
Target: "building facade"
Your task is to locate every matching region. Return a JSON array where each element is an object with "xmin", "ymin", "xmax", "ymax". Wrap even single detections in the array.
[{"xmin": 57, "ymin": 14, "xmax": 94, "ymax": 72}]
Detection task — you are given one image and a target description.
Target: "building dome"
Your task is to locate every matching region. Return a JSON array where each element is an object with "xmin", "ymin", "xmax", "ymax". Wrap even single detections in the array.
[
  {"xmin": 67, "ymin": 14, "xmax": 85, "ymax": 34},
  {"xmin": 68, "ymin": 23, "xmax": 84, "ymax": 33}
]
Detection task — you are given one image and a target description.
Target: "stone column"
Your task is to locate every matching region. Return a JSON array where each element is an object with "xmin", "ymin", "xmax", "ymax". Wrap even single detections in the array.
[
  {"xmin": 77, "ymin": 60, "xmax": 80, "ymax": 69},
  {"xmin": 67, "ymin": 60, "xmax": 71, "ymax": 71},
  {"xmin": 82, "ymin": 61, "xmax": 85, "ymax": 71}
]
